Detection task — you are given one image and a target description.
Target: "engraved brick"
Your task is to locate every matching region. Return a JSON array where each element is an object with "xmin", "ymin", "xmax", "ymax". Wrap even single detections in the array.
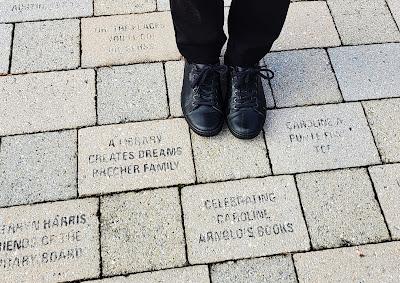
[
  {"xmin": 12, "ymin": 19, "xmax": 80, "ymax": 73},
  {"xmin": 294, "ymin": 242, "xmax": 400, "ymax": 282},
  {"xmin": 329, "ymin": 43, "xmax": 400, "ymax": 101},
  {"xmin": 78, "ymin": 118, "xmax": 195, "ymax": 196},
  {"xmin": 369, "ymin": 163, "xmax": 400, "ymax": 240},
  {"xmin": 0, "ymin": 130, "xmax": 77, "ymax": 208},
  {"xmin": 97, "ymin": 63, "xmax": 168, "ymax": 124},
  {"xmin": 0, "ymin": 69, "xmax": 96, "ymax": 136},
  {"xmin": 296, "ymin": 168, "xmax": 390, "ymax": 249},
  {"xmin": 0, "ymin": 24, "xmax": 12, "ymax": 75},
  {"xmin": 264, "ymin": 103, "xmax": 380, "ymax": 174},
  {"xmin": 181, "ymin": 176, "xmax": 310, "ymax": 264},
  {"xmin": 0, "ymin": 0, "xmax": 93, "ymax": 23},
  {"xmin": 81, "ymin": 12, "xmax": 181, "ymax": 67},
  {"xmin": 94, "ymin": 0, "xmax": 156, "ymax": 16},
  {"xmin": 100, "ymin": 188, "xmax": 186, "ymax": 276},
  {"xmin": 0, "ymin": 198, "xmax": 100, "ymax": 282}
]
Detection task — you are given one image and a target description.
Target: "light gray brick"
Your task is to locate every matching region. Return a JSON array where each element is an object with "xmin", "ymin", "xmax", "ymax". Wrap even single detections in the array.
[
  {"xmin": 94, "ymin": 0, "xmax": 156, "ymax": 16},
  {"xmin": 0, "ymin": 24, "xmax": 12, "ymax": 75},
  {"xmin": 387, "ymin": 0, "xmax": 400, "ymax": 27}
]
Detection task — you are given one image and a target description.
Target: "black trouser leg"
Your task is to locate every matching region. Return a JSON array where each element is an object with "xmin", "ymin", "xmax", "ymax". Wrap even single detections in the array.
[
  {"xmin": 170, "ymin": 0, "xmax": 226, "ymax": 64},
  {"xmin": 225, "ymin": 0, "xmax": 290, "ymax": 66}
]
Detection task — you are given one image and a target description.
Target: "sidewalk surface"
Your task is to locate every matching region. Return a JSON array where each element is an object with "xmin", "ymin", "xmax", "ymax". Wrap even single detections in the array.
[{"xmin": 1, "ymin": 0, "xmax": 400, "ymax": 282}]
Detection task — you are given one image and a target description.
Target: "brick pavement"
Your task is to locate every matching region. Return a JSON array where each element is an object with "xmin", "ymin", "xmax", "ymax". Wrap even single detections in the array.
[{"xmin": 0, "ymin": 0, "xmax": 400, "ymax": 282}]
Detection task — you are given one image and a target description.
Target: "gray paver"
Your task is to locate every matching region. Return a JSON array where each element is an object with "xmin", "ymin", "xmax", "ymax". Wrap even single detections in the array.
[
  {"xmin": 78, "ymin": 118, "xmax": 195, "ymax": 196},
  {"xmin": 363, "ymin": 98, "xmax": 400, "ymax": 163},
  {"xmin": 296, "ymin": 168, "xmax": 390, "ymax": 249},
  {"xmin": 294, "ymin": 242, "xmax": 400, "ymax": 282},
  {"xmin": 0, "ymin": 0, "xmax": 93, "ymax": 23},
  {"xmin": 81, "ymin": 12, "xmax": 181, "ymax": 67},
  {"xmin": 369, "ymin": 163, "xmax": 400, "ymax": 240},
  {"xmin": 87, "ymin": 265, "xmax": 209, "ymax": 283},
  {"xmin": 327, "ymin": 0, "xmax": 400, "ymax": 45},
  {"xmin": 11, "ymin": 19, "xmax": 80, "ymax": 73},
  {"xmin": 0, "ymin": 24, "xmax": 12, "ymax": 75},
  {"xmin": 94, "ymin": 0, "xmax": 156, "ymax": 16},
  {"xmin": 329, "ymin": 43, "xmax": 400, "ymax": 101},
  {"xmin": 264, "ymin": 102, "xmax": 380, "ymax": 174},
  {"xmin": 264, "ymin": 49, "xmax": 342, "ymax": 108},
  {"xmin": 0, "ymin": 198, "xmax": 100, "ymax": 282},
  {"xmin": 97, "ymin": 63, "xmax": 168, "ymax": 124},
  {"xmin": 271, "ymin": 1, "xmax": 341, "ymax": 51},
  {"xmin": 157, "ymin": 0, "xmax": 231, "ymax": 11},
  {"xmin": 191, "ymin": 127, "xmax": 271, "ymax": 183},
  {"xmin": 100, "ymin": 188, "xmax": 186, "ymax": 276},
  {"xmin": 0, "ymin": 130, "xmax": 77, "ymax": 208},
  {"xmin": 211, "ymin": 255, "xmax": 297, "ymax": 283},
  {"xmin": 181, "ymin": 176, "xmax": 310, "ymax": 264},
  {"xmin": 387, "ymin": 0, "xmax": 400, "ymax": 26},
  {"xmin": 0, "ymin": 69, "xmax": 96, "ymax": 136}
]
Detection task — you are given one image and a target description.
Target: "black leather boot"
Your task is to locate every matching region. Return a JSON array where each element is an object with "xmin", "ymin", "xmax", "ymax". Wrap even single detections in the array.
[
  {"xmin": 226, "ymin": 64, "xmax": 274, "ymax": 139},
  {"xmin": 181, "ymin": 61, "xmax": 227, "ymax": 137}
]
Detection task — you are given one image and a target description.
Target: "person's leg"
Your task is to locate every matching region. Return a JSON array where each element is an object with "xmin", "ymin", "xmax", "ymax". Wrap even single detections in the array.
[
  {"xmin": 170, "ymin": 0, "xmax": 226, "ymax": 64},
  {"xmin": 225, "ymin": 0, "xmax": 290, "ymax": 66}
]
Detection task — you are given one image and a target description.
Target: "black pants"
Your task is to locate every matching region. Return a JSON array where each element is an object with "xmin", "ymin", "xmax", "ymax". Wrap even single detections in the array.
[{"xmin": 170, "ymin": 0, "xmax": 290, "ymax": 66}]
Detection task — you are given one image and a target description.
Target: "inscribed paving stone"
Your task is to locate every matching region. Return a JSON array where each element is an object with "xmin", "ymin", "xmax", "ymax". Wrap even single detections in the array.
[
  {"xmin": 100, "ymin": 188, "xmax": 186, "ymax": 276},
  {"xmin": 326, "ymin": 0, "xmax": 400, "ymax": 45},
  {"xmin": 78, "ymin": 118, "xmax": 195, "ymax": 196},
  {"xmin": 211, "ymin": 255, "xmax": 297, "ymax": 283},
  {"xmin": 0, "ymin": 0, "xmax": 93, "ymax": 23},
  {"xmin": 0, "ymin": 130, "xmax": 77, "ymax": 208},
  {"xmin": 296, "ymin": 168, "xmax": 390, "ymax": 249},
  {"xmin": 181, "ymin": 176, "xmax": 310, "ymax": 264},
  {"xmin": 0, "ymin": 198, "xmax": 100, "ymax": 282},
  {"xmin": 97, "ymin": 63, "xmax": 169, "ymax": 124},
  {"xmin": 81, "ymin": 12, "xmax": 180, "ymax": 67},
  {"xmin": 94, "ymin": 0, "xmax": 156, "ymax": 16},
  {"xmin": 328, "ymin": 43, "xmax": 400, "ymax": 101},
  {"xmin": 191, "ymin": 127, "xmax": 271, "ymax": 183},
  {"xmin": 369, "ymin": 163, "xmax": 400, "ymax": 240},
  {"xmin": 294, "ymin": 242, "xmax": 400, "ymax": 282},
  {"xmin": 387, "ymin": 0, "xmax": 400, "ymax": 26},
  {"xmin": 0, "ymin": 24, "xmax": 12, "ymax": 75},
  {"xmin": 0, "ymin": 69, "xmax": 96, "ymax": 136},
  {"xmin": 12, "ymin": 19, "xmax": 80, "ymax": 73},
  {"xmin": 264, "ymin": 49, "xmax": 342, "ymax": 108},
  {"xmin": 363, "ymin": 98, "xmax": 400, "ymax": 163},
  {"xmin": 271, "ymin": 2, "xmax": 341, "ymax": 51},
  {"xmin": 87, "ymin": 265, "xmax": 209, "ymax": 283},
  {"xmin": 264, "ymin": 103, "xmax": 380, "ymax": 174}
]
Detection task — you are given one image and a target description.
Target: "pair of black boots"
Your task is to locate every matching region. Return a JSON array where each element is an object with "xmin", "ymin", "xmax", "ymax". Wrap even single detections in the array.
[{"xmin": 181, "ymin": 62, "xmax": 274, "ymax": 139}]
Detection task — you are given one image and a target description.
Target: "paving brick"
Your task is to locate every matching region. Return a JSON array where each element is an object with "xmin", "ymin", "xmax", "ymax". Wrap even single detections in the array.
[
  {"xmin": 271, "ymin": 2, "xmax": 341, "ymax": 51},
  {"xmin": 0, "ymin": 130, "xmax": 77, "ymax": 208},
  {"xmin": 11, "ymin": 19, "xmax": 80, "ymax": 73},
  {"xmin": 329, "ymin": 43, "xmax": 400, "ymax": 101},
  {"xmin": 181, "ymin": 176, "xmax": 310, "ymax": 264},
  {"xmin": 363, "ymin": 98, "xmax": 400, "ymax": 163},
  {"xmin": 369, "ymin": 163, "xmax": 400, "ymax": 240},
  {"xmin": 78, "ymin": 118, "xmax": 195, "ymax": 196},
  {"xmin": 0, "ymin": 69, "xmax": 96, "ymax": 136},
  {"xmin": 97, "ymin": 63, "xmax": 168, "ymax": 124},
  {"xmin": 264, "ymin": 103, "xmax": 380, "ymax": 174},
  {"xmin": 0, "ymin": 24, "xmax": 12, "ymax": 75},
  {"xmin": 327, "ymin": 0, "xmax": 400, "ymax": 45},
  {"xmin": 164, "ymin": 60, "xmax": 274, "ymax": 118},
  {"xmin": 387, "ymin": 0, "xmax": 400, "ymax": 27},
  {"xmin": 264, "ymin": 49, "xmax": 342, "ymax": 108},
  {"xmin": 94, "ymin": 0, "xmax": 156, "ymax": 16},
  {"xmin": 211, "ymin": 255, "xmax": 297, "ymax": 283},
  {"xmin": 191, "ymin": 127, "xmax": 271, "ymax": 183},
  {"xmin": 100, "ymin": 188, "xmax": 186, "ymax": 276},
  {"xmin": 0, "ymin": 0, "xmax": 93, "ymax": 23},
  {"xmin": 296, "ymin": 168, "xmax": 390, "ymax": 249},
  {"xmin": 87, "ymin": 265, "xmax": 209, "ymax": 282},
  {"xmin": 0, "ymin": 198, "xmax": 100, "ymax": 282},
  {"xmin": 81, "ymin": 12, "xmax": 180, "ymax": 67},
  {"xmin": 294, "ymin": 242, "xmax": 400, "ymax": 282},
  {"xmin": 157, "ymin": 0, "xmax": 231, "ymax": 11}
]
